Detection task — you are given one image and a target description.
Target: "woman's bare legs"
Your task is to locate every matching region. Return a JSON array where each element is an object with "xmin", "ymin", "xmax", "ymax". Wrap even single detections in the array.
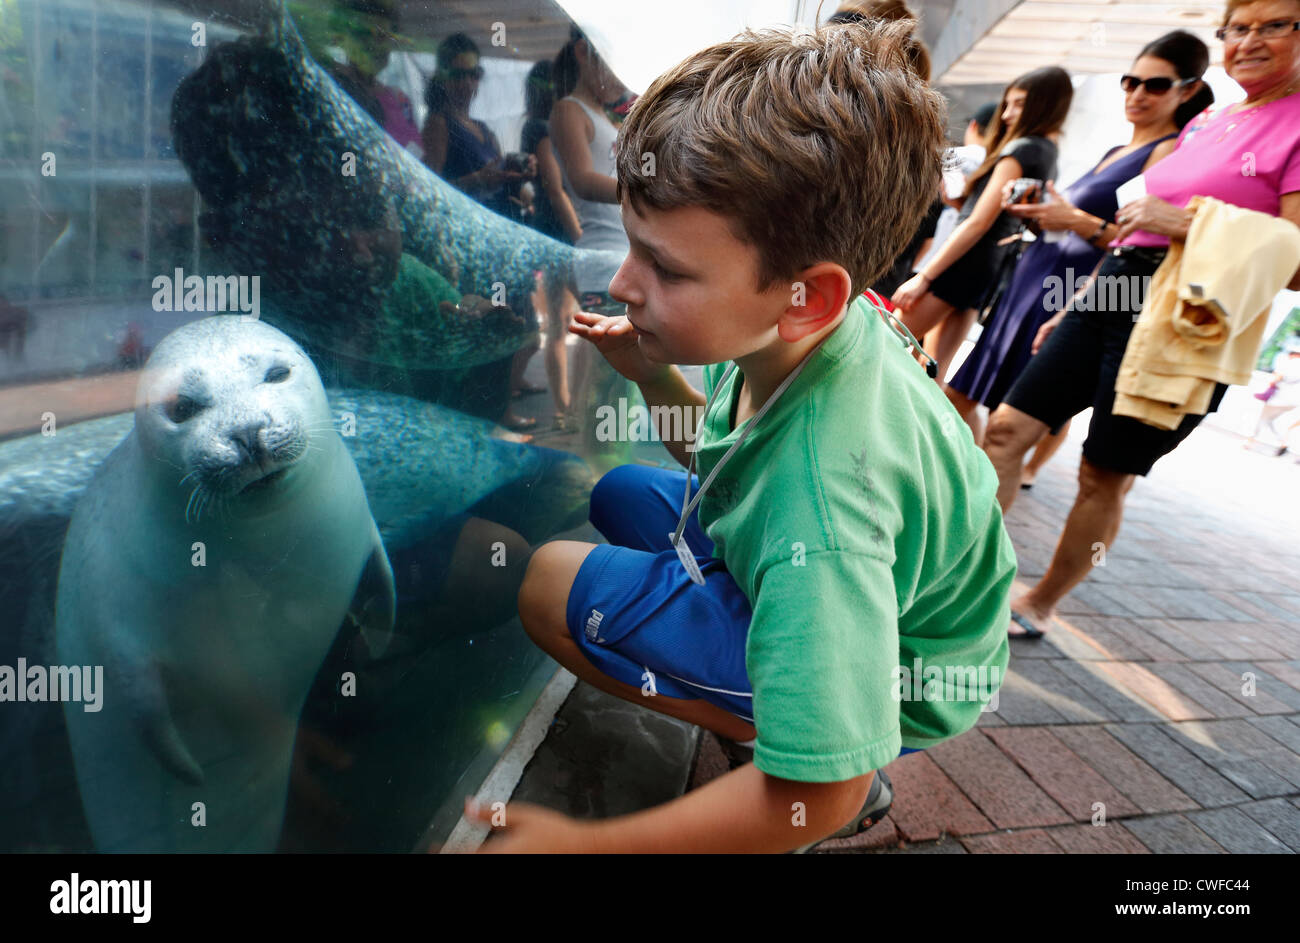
[
  {"xmin": 944, "ymin": 385, "xmax": 986, "ymax": 446},
  {"xmin": 900, "ymin": 293, "xmax": 957, "ymax": 376},
  {"xmin": 1021, "ymin": 419, "xmax": 1071, "ymax": 486},
  {"xmin": 928, "ymin": 306, "xmax": 978, "ymax": 385},
  {"xmin": 539, "ymin": 273, "xmax": 575, "ymax": 420}
]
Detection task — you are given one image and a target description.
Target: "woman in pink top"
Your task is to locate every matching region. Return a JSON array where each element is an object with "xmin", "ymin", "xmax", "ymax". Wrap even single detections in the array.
[{"xmin": 983, "ymin": 0, "xmax": 1300, "ymax": 639}]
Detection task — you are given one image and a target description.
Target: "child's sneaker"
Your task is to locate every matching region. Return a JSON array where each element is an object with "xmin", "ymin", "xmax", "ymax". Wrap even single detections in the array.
[
  {"xmin": 714, "ymin": 735, "xmax": 893, "ymax": 852},
  {"xmin": 792, "ymin": 769, "xmax": 893, "ymax": 854}
]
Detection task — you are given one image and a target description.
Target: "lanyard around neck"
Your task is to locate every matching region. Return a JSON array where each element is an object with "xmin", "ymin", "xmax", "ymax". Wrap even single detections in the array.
[{"xmin": 672, "ymin": 348, "xmax": 817, "ymax": 548}]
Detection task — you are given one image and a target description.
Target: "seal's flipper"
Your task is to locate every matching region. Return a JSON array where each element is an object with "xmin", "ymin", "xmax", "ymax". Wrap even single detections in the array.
[
  {"xmin": 349, "ymin": 523, "xmax": 396, "ymax": 659},
  {"xmin": 110, "ymin": 645, "xmax": 205, "ymax": 786}
]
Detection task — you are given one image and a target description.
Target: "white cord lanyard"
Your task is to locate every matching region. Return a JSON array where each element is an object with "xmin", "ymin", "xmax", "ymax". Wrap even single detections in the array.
[{"xmin": 669, "ymin": 349, "xmax": 818, "ymax": 584}]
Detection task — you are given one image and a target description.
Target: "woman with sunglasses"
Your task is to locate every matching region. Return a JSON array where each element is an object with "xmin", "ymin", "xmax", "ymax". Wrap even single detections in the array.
[
  {"xmin": 985, "ymin": 0, "xmax": 1300, "ymax": 640},
  {"xmin": 422, "ymin": 33, "xmax": 534, "ymax": 218},
  {"xmin": 944, "ymin": 32, "xmax": 1211, "ymax": 453},
  {"xmin": 891, "ymin": 67, "xmax": 1074, "ymax": 382}
]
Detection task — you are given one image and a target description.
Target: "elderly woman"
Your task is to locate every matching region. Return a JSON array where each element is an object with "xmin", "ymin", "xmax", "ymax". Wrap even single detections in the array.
[{"xmin": 984, "ymin": 0, "xmax": 1300, "ymax": 639}]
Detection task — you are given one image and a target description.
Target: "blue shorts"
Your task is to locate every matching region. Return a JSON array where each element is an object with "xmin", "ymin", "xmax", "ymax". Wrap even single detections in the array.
[{"xmin": 566, "ymin": 464, "xmax": 919, "ymax": 757}]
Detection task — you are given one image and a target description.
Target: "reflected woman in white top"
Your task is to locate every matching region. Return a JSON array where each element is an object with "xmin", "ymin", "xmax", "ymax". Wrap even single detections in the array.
[{"xmin": 550, "ymin": 29, "xmax": 633, "ymax": 432}]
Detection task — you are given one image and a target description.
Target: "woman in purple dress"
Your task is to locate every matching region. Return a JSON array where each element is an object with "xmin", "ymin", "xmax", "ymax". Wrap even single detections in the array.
[{"xmin": 944, "ymin": 31, "xmax": 1215, "ymax": 453}]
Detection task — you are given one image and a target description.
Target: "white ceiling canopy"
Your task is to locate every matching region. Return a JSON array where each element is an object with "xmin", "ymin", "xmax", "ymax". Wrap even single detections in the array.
[
  {"xmin": 938, "ymin": 0, "xmax": 1229, "ymax": 85},
  {"xmin": 554, "ymin": 0, "xmax": 816, "ymax": 94}
]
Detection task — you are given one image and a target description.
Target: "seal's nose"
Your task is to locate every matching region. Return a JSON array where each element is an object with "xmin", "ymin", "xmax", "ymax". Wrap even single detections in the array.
[{"xmin": 228, "ymin": 423, "xmax": 265, "ymax": 463}]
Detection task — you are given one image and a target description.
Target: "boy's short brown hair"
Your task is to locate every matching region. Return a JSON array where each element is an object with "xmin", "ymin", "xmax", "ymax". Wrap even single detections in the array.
[{"xmin": 615, "ymin": 18, "xmax": 947, "ymax": 296}]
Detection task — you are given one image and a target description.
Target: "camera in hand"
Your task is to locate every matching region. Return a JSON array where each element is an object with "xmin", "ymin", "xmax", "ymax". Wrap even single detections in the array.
[
  {"xmin": 503, "ymin": 152, "xmax": 531, "ymax": 175},
  {"xmin": 1008, "ymin": 177, "xmax": 1044, "ymax": 205}
]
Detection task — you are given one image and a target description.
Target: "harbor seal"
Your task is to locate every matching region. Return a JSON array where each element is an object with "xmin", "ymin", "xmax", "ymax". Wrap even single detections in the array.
[{"xmin": 54, "ymin": 316, "xmax": 396, "ymax": 852}]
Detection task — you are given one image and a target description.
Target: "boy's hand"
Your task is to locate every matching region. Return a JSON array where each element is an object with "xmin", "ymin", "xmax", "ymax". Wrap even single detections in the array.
[
  {"xmin": 463, "ymin": 797, "xmax": 596, "ymax": 854},
  {"xmin": 568, "ymin": 310, "xmax": 670, "ymax": 384}
]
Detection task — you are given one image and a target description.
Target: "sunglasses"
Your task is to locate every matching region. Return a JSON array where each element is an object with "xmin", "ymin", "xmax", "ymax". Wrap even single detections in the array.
[
  {"xmin": 1119, "ymin": 74, "xmax": 1195, "ymax": 94},
  {"xmin": 448, "ymin": 66, "xmax": 484, "ymax": 81}
]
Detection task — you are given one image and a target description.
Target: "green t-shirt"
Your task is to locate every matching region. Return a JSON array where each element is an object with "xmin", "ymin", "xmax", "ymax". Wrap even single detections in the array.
[{"xmin": 697, "ymin": 294, "xmax": 1015, "ymax": 782}]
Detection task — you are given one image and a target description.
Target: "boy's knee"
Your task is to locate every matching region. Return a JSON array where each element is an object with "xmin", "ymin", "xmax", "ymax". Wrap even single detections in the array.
[{"xmin": 518, "ymin": 540, "xmax": 599, "ymax": 643}]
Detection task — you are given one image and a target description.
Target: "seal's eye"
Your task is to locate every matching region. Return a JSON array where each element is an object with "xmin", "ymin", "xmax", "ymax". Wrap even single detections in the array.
[
  {"xmin": 264, "ymin": 365, "xmax": 290, "ymax": 383},
  {"xmin": 167, "ymin": 395, "xmax": 200, "ymax": 424}
]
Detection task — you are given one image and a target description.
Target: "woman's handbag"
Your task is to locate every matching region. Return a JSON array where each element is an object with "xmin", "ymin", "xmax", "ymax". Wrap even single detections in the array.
[{"xmin": 977, "ymin": 227, "xmax": 1030, "ymax": 326}]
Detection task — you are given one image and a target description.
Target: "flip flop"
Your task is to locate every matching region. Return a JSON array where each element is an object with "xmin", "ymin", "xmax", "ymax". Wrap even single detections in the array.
[{"xmin": 1008, "ymin": 610, "xmax": 1046, "ymax": 640}]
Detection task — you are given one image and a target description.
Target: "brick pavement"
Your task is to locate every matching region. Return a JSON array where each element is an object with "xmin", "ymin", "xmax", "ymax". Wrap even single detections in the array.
[{"xmin": 689, "ymin": 418, "xmax": 1300, "ymax": 853}]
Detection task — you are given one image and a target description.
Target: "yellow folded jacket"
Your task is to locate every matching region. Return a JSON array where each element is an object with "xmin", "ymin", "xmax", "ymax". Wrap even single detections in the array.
[{"xmin": 1113, "ymin": 195, "xmax": 1300, "ymax": 430}]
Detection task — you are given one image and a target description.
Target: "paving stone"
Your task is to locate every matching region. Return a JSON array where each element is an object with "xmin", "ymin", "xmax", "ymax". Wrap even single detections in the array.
[
  {"xmin": 877, "ymin": 835, "xmax": 969, "ymax": 854},
  {"xmin": 1238, "ymin": 798, "xmax": 1300, "ymax": 852},
  {"xmin": 1186, "ymin": 662, "xmax": 1294, "ymax": 715},
  {"xmin": 1206, "ymin": 590, "xmax": 1280, "ymax": 623},
  {"xmin": 1104, "ymin": 661, "xmax": 1215, "ymax": 721},
  {"xmin": 1184, "ymin": 565, "xmax": 1283, "ymax": 594},
  {"xmin": 1240, "ymin": 628, "xmax": 1300, "ymax": 660},
  {"xmin": 1134, "ymin": 588, "xmax": 1248, "ymax": 622},
  {"xmin": 1247, "ymin": 714, "xmax": 1300, "ymax": 753},
  {"xmin": 1259, "ymin": 594, "xmax": 1300, "ymax": 618},
  {"xmin": 1163, "ymin": 619, "xmax": 1284, "ymax": 661},
  {"xmin": 1104, "ymin": 723, "xmax": 1249, "ymax": 808},
  {"xmin": 984, "ymin": 727, "xmax": 1141, "ymax": 822},
  {"xmin": 1120, "ymin": 814, "xmax": 1226, "ymax": 853},
  {"xmin": 926, "ymin": 731, "xmax": 1072, "ymax": 829},
  {"xmin": 976, "ymin": 710, "xmax": 1006, "ymax": 726},
  {"xmin": 1049, "ymin": 725, "xmax": 1198, "ymax": 814},
  {"xmin": 1070, "ymin": 616, "xmax": 1186, "ymax": 662},
  {"xmin": 1130, "ymin": 618, "xmax": 1219, "ymax": 661},
  {"xmin": 883, "ymin": 750, "xmax": 994, "ymax": 842},
  {"xmin": 1011, "ymin": 658, "xmax": 1116, "ymax": 723},
  {"xmin": 1046, "ymin": 821, "xmax": 1151, "ymax": 854},
  {"xmin": 1063, "ymin": 583, "xmax": 1142, "ymax": 617},
  {"xmin": 1058, "ymin": 616, "xmax": 1152, "ymax": 662},
  {"xmin": 1052, "ymin": 660, "xmax": 1163, "ymax": 723},
  {"xmin": 960, "ymin": 828, "xmax": 1064, "ymax": 853},
  {"xmin": 1185, "ymin": 807, "xmax": 1293, "ymax": 854},
  {"xmin": 1262, "ymin": 662, "xmax": 1300, "ymax": 689},
  {"xmin": 990, "ymin": 666, "xmax": 1072, "ymax": 726},
  {"xmin": 1232, "ymin": 593, "xmax": 1300, "ymax": 623},
  {"xmin": 1144, "ymin": 663, "xmax": 1249, "ymax": 719},
  {"xmin": 1213, "ymin": 758, "xmax": 1299, "ymax": 798},
  {"xmin": 688, "ymin": 731, "xmax": 730, "ymax": 792},
  {"xmin": 511, "ymin": 682, "xmax": 699, "ymax": 819},
  {"xmin": 1165, "ymin": 718, "xmax": 1296, "ymax": 763}
]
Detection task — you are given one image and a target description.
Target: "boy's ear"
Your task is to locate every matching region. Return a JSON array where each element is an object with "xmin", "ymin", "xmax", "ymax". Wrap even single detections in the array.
[{"xmin": 777, "ymin": 265, "xmax": 853, "ymax": 343}]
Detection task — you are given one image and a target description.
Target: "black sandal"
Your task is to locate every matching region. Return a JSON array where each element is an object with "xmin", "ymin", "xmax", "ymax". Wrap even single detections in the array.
[{"xmin": 1008, "ymin": 610, "xmax": 1046, "ymax": 639}]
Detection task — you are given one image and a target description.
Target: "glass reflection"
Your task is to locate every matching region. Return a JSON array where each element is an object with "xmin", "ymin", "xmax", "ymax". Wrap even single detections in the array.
[{"xmin": 0, "ymin": 0, "xmax": 646, "ymax": 852}]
